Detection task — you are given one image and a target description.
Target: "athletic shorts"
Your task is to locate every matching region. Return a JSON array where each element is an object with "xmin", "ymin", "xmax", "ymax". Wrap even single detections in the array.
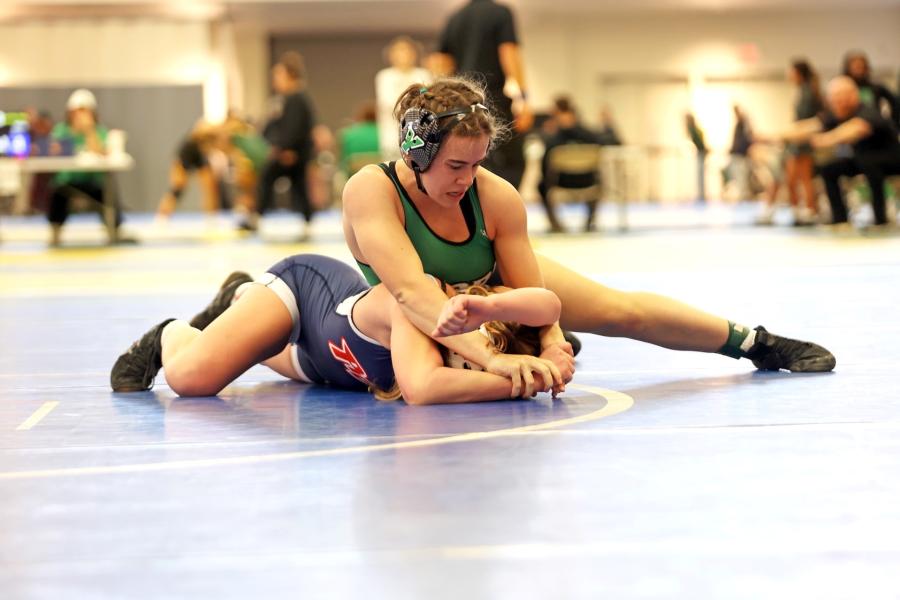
[
  {"xmin": 178, "ymin": 139, "xmax": 207, "ymax": 171},
  {"xmin": 260, "ymin": 254, "xmax": 395, "ymax": 392}
]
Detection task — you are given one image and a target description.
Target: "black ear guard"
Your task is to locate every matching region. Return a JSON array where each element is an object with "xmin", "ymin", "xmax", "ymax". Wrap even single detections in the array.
[{"xmin": 398, "ymin": 103, "xmax": 488, "ymax": 173}]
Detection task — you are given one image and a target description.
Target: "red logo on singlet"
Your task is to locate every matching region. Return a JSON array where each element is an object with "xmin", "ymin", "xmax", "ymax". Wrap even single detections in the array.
[{"xmin": 328, "ymin": 337, "xmax": 371, "ymax": 385}]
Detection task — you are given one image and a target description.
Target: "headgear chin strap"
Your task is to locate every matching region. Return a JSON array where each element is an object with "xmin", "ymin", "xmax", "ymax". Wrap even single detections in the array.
[{"xmin": 398, "ymin": 103, "xmax": 488, "ymax": 194}]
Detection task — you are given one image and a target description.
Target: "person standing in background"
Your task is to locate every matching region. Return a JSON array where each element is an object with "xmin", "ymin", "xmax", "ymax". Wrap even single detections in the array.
[
  {"xmin": 685, "ymin": 112, "xmax": 708, "ymax": 203},
  {"xmin": 785, "ymin": 60, "xmax": 824, "ymax": 226},
  {"xmin": 433, "ymin": 0, "xmax": 533, "ymax": 189},
  {"xmin": 843, "ymin": 50, "xmax": 900, "ymax": 128},
  {"xmin": 756, "ymin": 60, "xmax": 824, "ymax": 226},
  {"xmin": 723, "ymin": 104, "xmax": 754, "ymax": 202},
  {"xmin": 375, "ymin": 36, "xmax": 432, "ymax": 161},
  {"xmin": 244, "ymin": 52, "xmax": 317, "ymax": 240}
]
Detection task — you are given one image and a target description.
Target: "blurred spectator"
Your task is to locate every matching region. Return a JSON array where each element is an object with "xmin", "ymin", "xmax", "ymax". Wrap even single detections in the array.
[
  {"xmin": 375, "ymin": 36, "xmax": 431, "ymax": 160},
  {"xmin": 224, "ymin": 111, "xmax": 269, "ymax": 225},
  {"xmin": 784, "ymin": 76, "xmax": 900, "ymax": 228},
  {"xmin": 243, "ymin": 51, "xmax": 318, "ymax": 239},
  {"xmin": 758, "ymin": 60, "xmax": 825, "ymax": 225},
  {"xmin": 749, "ymin": 142, "xmax": 787, "ymax": 225},
  {"xmin": 843, "ymin": 50, "xmax": 900, "ymax": 127},
  {"xmin": 339, "ymin": 101, "xmax": 380, "ymax": 176},
  {"xmin": 25, "ymin": 108, "xmax": 55, "ymax": 214},
  {"xmin": 153, "ymin": 120, "xmax": 228, "ymax": 225},
  {"xmin": 722, "ymin": 104, "xmax": 754, "ymax": 201},
  {"xmin": 785, "ymin": 60, "xmax": 824, "ymax": 225},
  {"xmin": 434, "ymin": 0, "xmax": 531, "ymax": 188},
  {"xmin": 26, "ymin": 108, "xmax": 54, "ymax": 156},
  {"xmin": 538, "ymin": 96, "xmax": 601, "ymax": 233},
  {"xmin": 595, "ymin": 105, "xmax": 623, "ymax": 146},
  {"xmin": 685, "ymin": 112, "xmax": 708, "ymax": 203},
  {"xmin": 47, "ymin": 89, "xmax": 132, "ymax": 246}
]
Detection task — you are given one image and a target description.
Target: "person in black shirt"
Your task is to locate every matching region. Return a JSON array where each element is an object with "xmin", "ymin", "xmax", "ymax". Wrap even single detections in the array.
[
  {"xmin": 434, "ymin": 0, "xmax": 531, "ymax": 189},
  {"xmin": 784, "ymin": 76, "xmax": 900, "ymax": 227},
  {"xmin": 843, "ymin": 50, "xmax": 900, "ymax": 128},
  {"xmin": 245, "ymin": 52, "xmax": 317, "ymax": 238},
  {"xmin": 537, "ymin": 96, "xmax": 600, "ymax": 233}
]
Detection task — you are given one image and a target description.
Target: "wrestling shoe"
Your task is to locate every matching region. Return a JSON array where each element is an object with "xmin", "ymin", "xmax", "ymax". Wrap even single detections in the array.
[
  {"xmin": 563, "ymin": 330, "xmax": 582, "ymax": 357},
  {"xmin": 745, "ymin": 326, "xmax": 835, "ymax": 372},
  {"xmin": 188, "ymin": 271, "xmax": 253, "ymax": 330},
  {"xmin": 110, "ymin": 318, "xmax": 175, "ymax": 392}
]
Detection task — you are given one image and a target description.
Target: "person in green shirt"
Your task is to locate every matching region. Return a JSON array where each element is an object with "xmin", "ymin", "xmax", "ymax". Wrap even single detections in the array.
[
  {"xmin": 47, "ymin": 88, "xmax": 130, "ymax": 246},
  {"xmin": 339, "ymin": 101, "xmax": 381, "ymax": 176}
]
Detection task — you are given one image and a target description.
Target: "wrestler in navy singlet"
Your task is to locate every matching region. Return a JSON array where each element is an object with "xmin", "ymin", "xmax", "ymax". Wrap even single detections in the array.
[{"xmin": 260, "ymin": 255, "xmax": 395, "ymax": 391}]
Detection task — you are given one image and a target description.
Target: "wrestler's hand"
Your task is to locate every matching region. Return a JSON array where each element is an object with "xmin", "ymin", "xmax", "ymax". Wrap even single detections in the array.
[
  {"xmin": 431, "ymin": 294, "xmax": 491, "ymax": 337},
  {"xmin": 484, "ymin": 353, "xmax": 562, "ymax": 399},
  {"xmin": 539, "ymin": 341, "xmax": 575, "ymax": 394}
]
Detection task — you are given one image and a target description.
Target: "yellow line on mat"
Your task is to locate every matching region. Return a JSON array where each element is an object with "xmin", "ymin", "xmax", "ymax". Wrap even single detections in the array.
[
  {"xmin": 15, "ymin": 401, "xmax": 59, "ymax": 431},
  {"xmin": 0, "ymin": 384, "xmax": 632, "ymax": 480}
]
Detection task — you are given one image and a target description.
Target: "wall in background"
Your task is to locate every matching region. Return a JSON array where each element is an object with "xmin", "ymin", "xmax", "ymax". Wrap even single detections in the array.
[
  {"xmin": 234, "ymin": 24, "xmax": 270, "ymax": 124},
  {"xmin": 0, "ymin": 19, "xmax": 211, "ymax": 85},
  {"xmin": 521, "ymin": 9, "xmax": 900, "ymax": 139}
]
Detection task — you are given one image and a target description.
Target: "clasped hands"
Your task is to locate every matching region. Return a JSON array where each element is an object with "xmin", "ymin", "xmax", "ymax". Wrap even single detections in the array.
[{"xmin": 432, "ymin": 293, "xmax": 574, "ymax": 398}]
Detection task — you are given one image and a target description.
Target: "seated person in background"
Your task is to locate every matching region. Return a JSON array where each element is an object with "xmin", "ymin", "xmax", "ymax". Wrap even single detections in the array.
[
  {"xmin": 537, "ymin": 96, "xmax": 601, "ymax": 233},
  {"xmin": 339, "ymin": 101, "xmax": 381, "ymax": 177},
  {"xmin": 595, "ymin": 105, "xmax": 623, "ymax": 146},
  {"xmin": 783, "ymin": 76, "xmax": 900, "ymax": 228},
  {"xmin": 47, "ymin": 88, "xmax": 132, "ymax": 247},
  {"xmin": 154, "ymin": 121, "xmax": 229, "ymax": 226},
  {"xmin": 25, "ymin": 107, "xmax": 55, "ymax": 214}
]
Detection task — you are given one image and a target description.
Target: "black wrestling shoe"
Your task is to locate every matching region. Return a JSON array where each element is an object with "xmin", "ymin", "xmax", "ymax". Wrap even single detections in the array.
[
  {"xmin": 745, "ymin": 326, "xmax": 836, "ymax": 372},
  {"xmin": 110, "ymin": 318, "xmax": 175, "ymax": 392},
  {"xmin": 188, "ymin": 271, "xmax": 253, "ymax": 330},
  {"xmin": 563, "ymin": 330, "xmax": 582, "ymax": 357}
]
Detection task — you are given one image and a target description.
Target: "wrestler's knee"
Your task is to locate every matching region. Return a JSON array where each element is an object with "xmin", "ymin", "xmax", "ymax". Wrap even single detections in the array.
[{"xmin": 165, "ymin": 356, "xmax": 226, "ymax": 397}]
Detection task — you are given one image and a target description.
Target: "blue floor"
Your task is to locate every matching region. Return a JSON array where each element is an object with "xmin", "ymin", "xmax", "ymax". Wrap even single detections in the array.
[{"xmin": 2, "ymin": 205, "xmax": 900, "ymax": 599}]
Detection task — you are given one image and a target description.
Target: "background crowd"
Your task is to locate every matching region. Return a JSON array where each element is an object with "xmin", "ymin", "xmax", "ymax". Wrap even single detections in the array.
[{"xmin": 1, "ymin": 0, "xmax": 898, "ymax": 245}]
